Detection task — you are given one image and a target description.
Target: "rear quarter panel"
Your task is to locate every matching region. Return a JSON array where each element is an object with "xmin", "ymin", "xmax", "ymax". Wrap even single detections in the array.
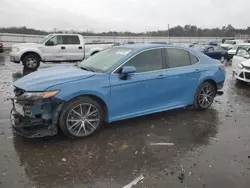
[{"xmin": 191, "ymin": 49, "xmax": 226, "ymax": 88}]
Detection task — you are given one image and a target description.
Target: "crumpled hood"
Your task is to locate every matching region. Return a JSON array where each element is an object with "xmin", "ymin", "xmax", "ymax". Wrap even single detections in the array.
[
  {"xmin": 12, "ymin": 43, "xmax": 42, "ymax": 48},
  {"xmin": 241, "ymin": 59, "xmax": 250, "ymax": 67},
  {"xmin": 14, "ymin": 65, "xmax": 94, "ymax": 91}
]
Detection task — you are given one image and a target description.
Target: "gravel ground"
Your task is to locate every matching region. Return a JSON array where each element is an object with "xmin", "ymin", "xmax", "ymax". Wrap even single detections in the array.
[{"xmin": 0, "ymin": 51, "xmax": 250, "ymax": 188}]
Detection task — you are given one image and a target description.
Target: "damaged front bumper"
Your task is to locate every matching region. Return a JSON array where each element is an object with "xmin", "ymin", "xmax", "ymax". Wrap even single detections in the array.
[{"xmin": 10, "ymin": 97, "xmax": 64, "ymax": 138}]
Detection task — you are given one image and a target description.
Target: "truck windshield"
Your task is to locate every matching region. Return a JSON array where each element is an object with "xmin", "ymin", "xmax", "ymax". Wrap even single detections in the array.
[
  {"xmin": 38, "ymin": 34, "xmax": 52, "ymax": 44},
  {"xmin": 78, "ymin": 47, "xmax": 132, "ymax": 72}
]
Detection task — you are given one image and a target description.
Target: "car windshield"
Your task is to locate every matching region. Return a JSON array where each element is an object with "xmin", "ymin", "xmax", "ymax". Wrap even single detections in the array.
[
  {"xmin": 38, "ymin": 34, "xmax": 52, "ymax": 44},
  {"xmin": 224, "ymin": 40, "xmax": 235, "ymax": 44},
  {"xmin": 193, "ymin": 45, "xmax": 207, "ymax": 51},
  {"xmin": 78, "ymin": 47, "xmax": 133, "ymax": 72}
]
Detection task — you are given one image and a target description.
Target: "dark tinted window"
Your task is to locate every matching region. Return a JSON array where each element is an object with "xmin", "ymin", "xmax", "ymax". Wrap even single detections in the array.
[
  {"xmin": 206, "ymin": 47, "xmax": 214, "ymax": 52},
  {"xmin": 124, "ymin": 49, "xmax": 162, "ymax": 73},
  {"xmin": 189, "ymin": 53, "xmax": 199, "ymax": 64},
  {"xmin": 166, "ymin": 48, "xmax": 190, "ymax": 68},
  {"xmin": 63, "ymin": 35, "xmax": 80, "ymax": 45}
]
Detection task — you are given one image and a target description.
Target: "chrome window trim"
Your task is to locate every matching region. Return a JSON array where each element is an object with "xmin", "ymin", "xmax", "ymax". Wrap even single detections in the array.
[{"xmin": 111, "ymin": 46, "xmax": 200, "ymax": 74}]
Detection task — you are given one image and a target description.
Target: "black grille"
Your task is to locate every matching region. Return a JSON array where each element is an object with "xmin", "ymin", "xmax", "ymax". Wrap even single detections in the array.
[
  {"xmin": 245, "ymin": 72, "xmax": 250, "ymax": 79},
  {"xmin": 14, "ymin": 87, "xmax": 25, "ymax": 97},
  {"xmin": 239, "ymin": 73, "xmax": 244, "ymax": 78}
]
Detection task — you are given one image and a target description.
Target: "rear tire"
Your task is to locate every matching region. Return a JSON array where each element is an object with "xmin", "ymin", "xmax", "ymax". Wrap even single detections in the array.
[
  {"xmin": 22, "ymin": 54, "xmax": 40, "ymax": 70},
  {"xmin": 59, "ymin": 97, "xmax": 104, "ymax": 139},
  {"xmin": 194, "ymin": 82, "xmax": 216, "ymax": 110}
]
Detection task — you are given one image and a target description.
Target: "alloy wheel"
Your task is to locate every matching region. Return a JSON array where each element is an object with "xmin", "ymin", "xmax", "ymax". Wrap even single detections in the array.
[
  {"xmin": 198, "ymin": 84, "xmax": 214, "ymax": 108},
  {"xmin": 66, "ymin": 103, "xmax": 100, "ymax": 137}
]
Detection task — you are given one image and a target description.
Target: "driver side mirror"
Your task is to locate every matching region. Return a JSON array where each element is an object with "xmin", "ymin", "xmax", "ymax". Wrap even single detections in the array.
[
  {"xmin": 45, "ymin": 41, "xmax": 55, "ymax": 46},
  {"xmin": 119, "ymin": 66, "xmax": 136, "ymax": 80}
]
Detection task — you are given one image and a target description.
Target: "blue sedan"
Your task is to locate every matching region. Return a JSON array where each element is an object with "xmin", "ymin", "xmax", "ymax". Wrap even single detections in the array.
[
  {"xmin": 193, "ymin": 45, "xmax": 229, "ymax": 63},
  {"xmin": 11, "ymin": 44, "xmax": 226, "ymax": 139}
]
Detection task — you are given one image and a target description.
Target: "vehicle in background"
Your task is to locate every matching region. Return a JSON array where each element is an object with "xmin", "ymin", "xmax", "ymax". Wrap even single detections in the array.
[
  {"xmin": 0, "ymin": 43, "xmax": 4, "ymax": 53},
  {"xmin": 9, "ymin": 34, "xmax": 114, "ymax": 70},
  {"xmin": 11, "ymin": 44, "xmax": 226, "ymax": 139},
  {"xmin": 208, "ymin": 42, "xmax": 218, "ymax": 46},
  {"xmin": 227, "ymin": 43, "xmax": 250, "ymax": 60},
  {"xmin": 222, "ymin": 38, "xmax": 234, "ymax": 44},
  {"xmin": 193, "ymin": 45, "xmax": 229, "ymax": 63},
  {"xmin": 220, "ymin": 39, "xmax": 245, "ymax": 50},
  {"xmin": 150, "ymin": 42, "xmax": 173, "ymax": 45},
  {"xmin": 232, "ymin": 47, "xmax": 250, "ymax": 83}
]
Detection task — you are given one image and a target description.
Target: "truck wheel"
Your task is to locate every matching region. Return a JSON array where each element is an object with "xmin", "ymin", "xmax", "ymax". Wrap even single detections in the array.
[
  {"xmin": 22, "ymin": 54, "xmax": 40, "ymax": 70},
  {"xmin": 59, "ymin": 97, "xmax": 104, "ymax": 139}
]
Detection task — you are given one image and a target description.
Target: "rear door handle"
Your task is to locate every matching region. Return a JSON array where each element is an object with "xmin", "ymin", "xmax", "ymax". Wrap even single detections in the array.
[
  {"xmin": 61, "ymin": 46, "xmax": 66, "ymax": 50},
  {"xmin": 156, "ymin": 74, "xmax": 166, "ymax": 79},
  {"xmin": 79, "ymin": 46, "xmax": 83, "ymax": 49}
]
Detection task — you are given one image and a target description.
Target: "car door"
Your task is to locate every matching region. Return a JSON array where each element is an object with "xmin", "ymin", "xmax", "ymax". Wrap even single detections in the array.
[
  {"xmin": 62, "ymin": 35, "xmax": 84, "ymax": 61},
  {"xmin": 109, "ymin": 48, "xmax": 168, "ymax": 121},
  {"xmin": 43, "ymin": 35, "xmax": 67, "ymax": 61},
  {"xmin": 232, "ymin": 47, "xmax": 250, "ymax": 71},
  {"xmin": 163, "ymin": 48, "xmax": 201, "ymax": 106}
]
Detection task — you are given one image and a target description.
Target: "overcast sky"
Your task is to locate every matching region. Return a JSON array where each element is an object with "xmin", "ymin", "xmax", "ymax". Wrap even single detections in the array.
[{"xmin": 0, "ymin": 0, "xmax": 249, "ymax": 32}]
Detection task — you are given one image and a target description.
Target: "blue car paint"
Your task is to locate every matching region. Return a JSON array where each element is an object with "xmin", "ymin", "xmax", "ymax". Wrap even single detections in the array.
[
  {"xmin": 14, "ymin": 65, "xmax": 94, "ymax": 91},
  {"xmin": 14, "ymin": 44, "xmax": 226, "ymax": 123}
]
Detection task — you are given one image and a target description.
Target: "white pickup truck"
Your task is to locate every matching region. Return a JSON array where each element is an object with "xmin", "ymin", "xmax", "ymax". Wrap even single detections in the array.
[{"xmin": 10, "ymin": 34, "xmax": 114, "ymax": 69}]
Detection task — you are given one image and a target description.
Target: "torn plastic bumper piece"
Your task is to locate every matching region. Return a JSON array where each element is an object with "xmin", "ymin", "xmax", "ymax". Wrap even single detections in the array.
[{"xmin": 10, "ymin": 98, "xmax": 64, "ymax": 138}]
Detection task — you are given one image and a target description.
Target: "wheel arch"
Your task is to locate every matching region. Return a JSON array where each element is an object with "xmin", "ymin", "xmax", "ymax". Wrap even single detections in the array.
[
  {"xmin": 21, "ymin": 51, "xmax": 42, "ymax": 62},
  {"xmin": 61, "ymin": 94, "xmax": 109, "ymax": 122},
  {"xmin": 90, "ymin": 50, "xmax": 100, "ymax": 56},
  {"xmin": 200, "ymin": 78, "xmax": 217, "ymax": 91}
]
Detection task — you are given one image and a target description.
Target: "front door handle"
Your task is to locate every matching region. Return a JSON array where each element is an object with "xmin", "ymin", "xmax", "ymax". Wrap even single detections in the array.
[
  {"xmin": 156, "ymin": 74, "xmax": 166, "ymax": 79},
  {"xmin": 61, "ymin": 46, "xmax": 66, "ymax": 50},
  {"xmin": 79, "ymin": 46, "xmax": 83, "ymax": 49}
]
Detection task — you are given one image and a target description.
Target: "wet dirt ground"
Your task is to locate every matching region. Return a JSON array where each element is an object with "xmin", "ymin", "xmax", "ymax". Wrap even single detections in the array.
[{"xmin": 0, "ymin": 51, "xmax": 250, "ymax": 188}]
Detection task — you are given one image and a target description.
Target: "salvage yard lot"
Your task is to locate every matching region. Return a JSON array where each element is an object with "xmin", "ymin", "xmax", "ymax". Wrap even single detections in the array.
[{"xmin": 1, "ymin": 51, "xmax": 250, "ymax": 188}]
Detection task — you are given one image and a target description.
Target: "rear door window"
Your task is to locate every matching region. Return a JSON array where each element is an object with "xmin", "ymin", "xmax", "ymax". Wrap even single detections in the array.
[
  {"xmin": 165, "ymin": 48, "xmax": 191, "ymax": 68},
  {"xmin": 62, "ymin": 35, "xmax": 80, "ymax": 45}
]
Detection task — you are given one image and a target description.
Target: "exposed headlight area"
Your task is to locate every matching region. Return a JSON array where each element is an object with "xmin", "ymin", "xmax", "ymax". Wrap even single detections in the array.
[
  {"xmin": 11, "ymin": 89, "xmax": 63, "ymax": 138},
  {"xmin": 237, "ymin": 63, "xmax": 244, "ymax": 69},
  {"xmin": 12, "ymin": 47, "xmax": 19, "ymax": 53}
]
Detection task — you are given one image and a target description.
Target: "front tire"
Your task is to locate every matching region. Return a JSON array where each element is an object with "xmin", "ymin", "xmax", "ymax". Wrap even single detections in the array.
[
  {"xmin": 59, "ymin": 97, "xmax": 104, "ymax": 139},
  {"xmin": 194, "ymin": 82, "xmax": 216, "ymax": 110},
  {"xmin": 22, "ymin": 54, "xmax": 40, "ymax": 70}
]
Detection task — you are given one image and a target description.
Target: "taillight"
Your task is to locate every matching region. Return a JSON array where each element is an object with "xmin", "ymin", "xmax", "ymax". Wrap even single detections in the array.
[{"xmin": 219, "ymin": 65, "xmax": 226, "ymax": 72}]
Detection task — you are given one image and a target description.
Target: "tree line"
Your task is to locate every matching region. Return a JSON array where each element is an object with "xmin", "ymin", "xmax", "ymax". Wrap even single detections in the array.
[{"xmin": 0, "ymin": 25, "xmax": 250, "ymax": 37}]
